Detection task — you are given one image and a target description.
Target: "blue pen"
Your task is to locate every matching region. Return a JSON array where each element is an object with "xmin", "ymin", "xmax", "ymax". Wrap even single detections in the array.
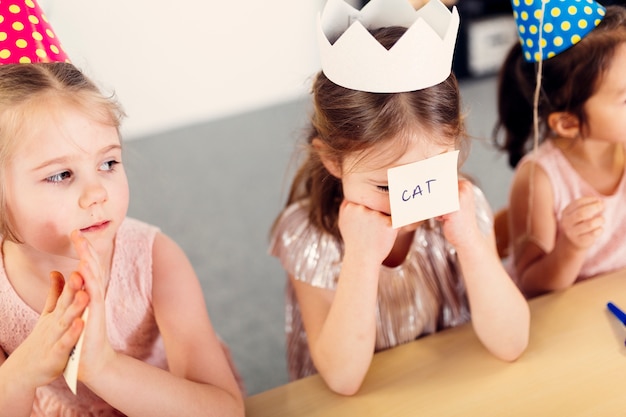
[{"xmin": 607, "ymin": 302, "xmax": 626, "ymax": 326}]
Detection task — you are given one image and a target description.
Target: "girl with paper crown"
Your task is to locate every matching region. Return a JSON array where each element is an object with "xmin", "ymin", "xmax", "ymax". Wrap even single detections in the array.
[
  {"xmin": 494, "ymin": 0, "xmax": 626, "ymax": 297},
  {"xmin": 270, "ymin": 0, "xmax": 529, "ymax": 395},
  {"xmin": 0, "ymin": 1, "xmax": 245, "ymax": 415}
]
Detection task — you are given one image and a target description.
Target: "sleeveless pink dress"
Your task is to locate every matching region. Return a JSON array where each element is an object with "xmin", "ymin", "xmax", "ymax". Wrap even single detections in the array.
[
  {"xmin": 515, "ymin": 140, "xmax": 626, "ymax": 281},
  {"xmin": 0, "ymin": 218, "xmax": 166, "ymax": 416}
]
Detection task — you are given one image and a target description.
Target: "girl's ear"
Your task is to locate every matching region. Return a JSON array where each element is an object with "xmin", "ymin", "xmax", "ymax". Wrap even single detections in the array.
[
  {"xmin": 547, "ymin": 112, "xmax": 580, "ymax": 139},
  {"xmin": 312, "ymin": 137, "xmax": 342, "ymax": 178}
]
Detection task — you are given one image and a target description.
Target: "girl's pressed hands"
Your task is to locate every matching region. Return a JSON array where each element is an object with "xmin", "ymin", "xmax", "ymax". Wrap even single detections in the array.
[{"xmin": 69, "ymin": 230, "xmax": 116, "ymax": 384}]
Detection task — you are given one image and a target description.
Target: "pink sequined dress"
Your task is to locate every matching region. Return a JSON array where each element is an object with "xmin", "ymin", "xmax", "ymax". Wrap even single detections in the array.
[
  {"xmin": 0, "ymin": 218, "xmax": 166, "ymax": 417},
  {"xmin": 270, "ymin": 185, "xmax": 493, "ymax": 381},
  {"xmin": 514, "ymin": 140, "xmax": 626, "ymax": 281}
]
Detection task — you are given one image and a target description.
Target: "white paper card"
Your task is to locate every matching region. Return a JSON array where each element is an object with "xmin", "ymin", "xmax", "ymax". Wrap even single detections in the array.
[
  {"xmin": 388, "ymin": 150, "xmax": 460, "ymax": 228},
  {"xmin": 63, "ymin": 307, "xmax": 88, "ymax": 395}
]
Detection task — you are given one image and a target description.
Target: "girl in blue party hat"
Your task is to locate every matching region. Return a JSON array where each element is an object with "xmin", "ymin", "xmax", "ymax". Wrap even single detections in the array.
[{"xmin": 495, "ymin": 0, "xmax": 626, "ymax": 297}]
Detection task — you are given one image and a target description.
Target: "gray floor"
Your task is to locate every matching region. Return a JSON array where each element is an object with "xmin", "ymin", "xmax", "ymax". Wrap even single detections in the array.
[{"xmin": 123, "ymin": 75, "xmax": 513, "ymax": 396}]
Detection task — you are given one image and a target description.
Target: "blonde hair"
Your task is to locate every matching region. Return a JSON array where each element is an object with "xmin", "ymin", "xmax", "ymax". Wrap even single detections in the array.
[{"xmin": 0, "ymin": 62, "xmax": 125, "ymax": 241}]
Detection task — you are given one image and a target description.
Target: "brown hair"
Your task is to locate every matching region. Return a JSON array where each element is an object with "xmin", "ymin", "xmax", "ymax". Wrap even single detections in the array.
[
  {"xmin": 494, "ymin": 5, "xmax": 626, "ymax": 168},
  {"xmin": 0, "ymin": 62, "xmax": 124, "ymax": 241},
  {"xmin": 276, "ymin": 26, "xmax": 467, "ymax": 240}
]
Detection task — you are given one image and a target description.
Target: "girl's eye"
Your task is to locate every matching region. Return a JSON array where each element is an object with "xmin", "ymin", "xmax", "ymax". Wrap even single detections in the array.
[
  {"xmin": 377, "ymin": 185, "xmax": 389, "ymax": 193},
  {"xmin": 46, "ymin": 171, "xmax": 71, "ymax": 183},
  {"xmin": 100, "ymin": 160, "xmax": 119, "ymax": 171}
]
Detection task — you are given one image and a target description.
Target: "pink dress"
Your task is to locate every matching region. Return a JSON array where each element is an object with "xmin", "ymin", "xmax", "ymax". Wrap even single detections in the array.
[
  {"xmin": 0, "ymin": 218, "xmax": 166, "ymax": 416},
  {"xmin": 270, "ymin": 185, "xmax": 493, "ymax": 381},
  {"xmin": 515, "ymin": 140, "xmax": 626, "ymax": 280}
]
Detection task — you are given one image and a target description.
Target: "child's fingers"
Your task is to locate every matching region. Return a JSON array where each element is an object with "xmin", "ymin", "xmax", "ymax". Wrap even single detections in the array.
[
  {"xmin": 564, "ymin": 197, "xmax": 603, "ymax": 219},
  {"xmin": 53, "ymin": 284, "xmax": 89, "ymax": 335},
  {"xmin": 42, "ymin": 271, "xmax": 65, "ymax": 314},
  {"xmin": 53, "ymin": 316, "xmax": 86, "ymax": 360},
  {"xmin": 70, "ymin": 230, "xmax": 105, "ymax": 291}
]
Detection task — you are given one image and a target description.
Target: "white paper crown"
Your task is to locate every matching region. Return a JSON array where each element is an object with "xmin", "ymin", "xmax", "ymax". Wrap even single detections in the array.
[{"xmin": 317, "ymin": 0, "xmax": 460, "ymax": 93}]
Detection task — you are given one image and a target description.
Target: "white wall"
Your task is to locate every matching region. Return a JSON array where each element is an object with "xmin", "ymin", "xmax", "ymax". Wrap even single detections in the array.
[{"xmin": 43, "ymin": 1, "xmax": 324, "ymax": 140}]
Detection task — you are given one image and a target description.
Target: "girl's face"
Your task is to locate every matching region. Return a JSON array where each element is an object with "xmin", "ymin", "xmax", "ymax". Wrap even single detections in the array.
[
  {"xmin": 339, "ymin": 133, "xmax": 454, "ymax": 222},
  {"xmin": 3, "ymin": 104, "xmax": 129, "ymax": 259},
  {"xmin": 583, "ymin": 42, "xmax": 626, "ymax": 143}
]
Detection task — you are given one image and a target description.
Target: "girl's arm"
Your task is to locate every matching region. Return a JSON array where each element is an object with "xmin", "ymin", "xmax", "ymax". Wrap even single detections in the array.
[
  {"xmin": 293, "ymin": 201, "xmax": 397, "ymax": 396},
  {"xmin": 509, "ymin": 162, "xmax": 603, "ymax": 297},
  {"xmin": 74, "ymin": 232, "xmax": 244, "ymax": 417},
  {"xmin": 441, "ymin": 180, "xmax": 530, "ymax": 361},
  {"xmin": 0, "ymin": 272, "xmax": 88, "ymax": 417}
]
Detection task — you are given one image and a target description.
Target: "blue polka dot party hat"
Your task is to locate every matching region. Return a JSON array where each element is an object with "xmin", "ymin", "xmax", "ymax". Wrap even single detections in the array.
[{"xmin": 511, "ymin": 0, "xmax": 606, "ymax": 62}]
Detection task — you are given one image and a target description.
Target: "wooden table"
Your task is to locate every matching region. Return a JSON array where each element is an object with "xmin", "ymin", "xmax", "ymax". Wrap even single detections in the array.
[{"xmin": 245, "ymin": 269, "xmax": 626, "ymax": 416}]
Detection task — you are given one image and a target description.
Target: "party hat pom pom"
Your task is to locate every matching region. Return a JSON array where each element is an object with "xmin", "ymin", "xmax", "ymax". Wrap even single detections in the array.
[
  {"xmin": 511, "ymin": 0, "xmax": 606, "ymax": 62},
  {"xmin": 0, "ymin": 0, "xmax": 70, "ymax": 65}
]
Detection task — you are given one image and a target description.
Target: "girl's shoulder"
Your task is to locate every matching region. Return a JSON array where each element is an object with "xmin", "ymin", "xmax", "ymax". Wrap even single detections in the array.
[
  {"xmin": 270, "ymin": 201, "xmax": 342, "ymax": 289},
  {"xmin": 516, "ymin": 140, "xmax": 566, "ymax": 176}
]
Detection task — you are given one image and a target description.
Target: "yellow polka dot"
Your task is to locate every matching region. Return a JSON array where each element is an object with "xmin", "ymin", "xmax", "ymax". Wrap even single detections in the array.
[
  {"xmin": 530, "ymin": 25, "xmax": 538, "ymax": 35},
  {"xmin": 519, "ymin": 25, "xmax": 526, "ymax": 34},
  {"xmin": 599, "ymin": 8, "xmax": 606, "ymax": 17},
  {"xmin": 540, "ymin": 39, "xmax": 547, "ymax": 48},
  {"xmin": 35, "ymin": 48, "xmax": 46, "ymax": 58},
  {"xmin": 567, "ymin": 5, "xmax": 577, "ymax": 15},
  {"xmin": 584, "ymin": 6, "xmax": 592, "ymax": 15},
  {"xmin": 534, "ymin": 9, "xmax": 542, "ymax": 20},
  {"xmin": 595, "ymin": 18, "xmax": 602, "ymax": 26},
  {"xmin": 8, "ymin": 4, "xmax": 20, "ymax": 14},
  {"xmin": 28, "ymin": 15, "xmax": 39, "ymax": 25},
  {"xmin": 571, "ymin": 34, "xmax": 581, "ymax": 44},
  {"xmin": 526, "ymin": 38, "xmax": 534, "ymax": 48},
  {"xmin": 561, "ymin": 21, "xmax": 571, "ymax": 31},
  {"xmin": 0, "ymin": 15, "xmax": 4, "ymax": 24},
  {"xmin": 42, "ymin": 14, "xmax": 49, "ymax": 23},
  {"xmin": 578, "ymin": 20, "xmax": 588, "ymax": 29},
  {"xmin": 50, "ymin": 45, "xmax": 59, "ymax": 54},
  {"xmin": 554, "ymin": 36, "xmax": 564, "ymax": 47},
  {"xmin": 513, "ymin": 10, "xmax": 518, "ymax": 19},
  {"xmin": 547, "ymin": 51, "xmax": 556, "ymax": 59},
  {"xmin": 524, "ymin": 51, "xmax": 532, "ymax": 60},
  {"xmin": 513, "ymin": 0, "xmax": 520, "ymax": 6},
  {"xmin": 534, "ymin": 52, "xmax": 542, "ymax": 61},
  {"xmin": 46, "ymin": 28, "xmax": 55, "ymax": 38},
  {"xmin": 15, "ymin": 39, "xmax": 27, "ymax": 48},
  {"xmin": 25, "ymin": 0, "xmax": 35, "ymax": 8},
  {"xmin": 0, "ymin": 49, "xmax": 9, "ymax": 59},
  {"xmin": 0, "ymin": 32, "xmax": 6, "ymax": 41},
  {"xmin": 524, "ymin": 0, "xmax": 532, "ymax": 5},
  {"xmin": 12, "ymin": 22, "xmax": 24, "ymax": 31},
  {"xmin": 32, "ymin": 31, "xmax": 42, "ymax": 41},
  {"xmin": 521, "ymin": 11, "xmax": 529, "ymax": 21},
  {"xmin": 551, "ymin": 7, "xmax": 561, "ymax": 18},
  {"xmin": 19, "ymin": 56, "xmax": 31, "ymax": 63},
  {"xmin": 544, "ymin": 23, "xmax": 554, "ymax": 33}
]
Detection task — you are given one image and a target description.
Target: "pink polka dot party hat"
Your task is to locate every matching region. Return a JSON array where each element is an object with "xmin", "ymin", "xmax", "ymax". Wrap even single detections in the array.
[{"xmin": 0, "ymin": 0, "xmax": 69, "ymax": 65}]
